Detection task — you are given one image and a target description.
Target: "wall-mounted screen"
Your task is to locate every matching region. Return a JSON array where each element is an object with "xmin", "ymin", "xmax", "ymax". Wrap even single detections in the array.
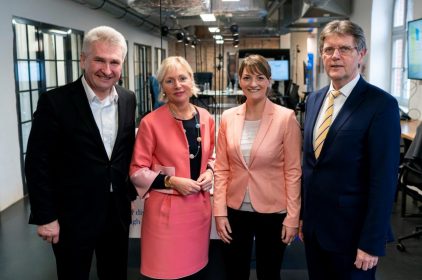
[
  {"xmin": 408, "ymin": 18, "xmax": 422, "ymax": 80},
  {"xmin": 268, "ymin": 60, "xmax": 289, "ymax": 81}
]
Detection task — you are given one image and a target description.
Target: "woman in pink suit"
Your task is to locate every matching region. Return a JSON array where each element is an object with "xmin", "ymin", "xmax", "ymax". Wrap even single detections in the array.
[
  {"xmin": 130, "ymin": 56, "xmax": 215, "ymax": 279},
  {"xmin": 214, "ymin": 54, "xmax": 302, "ymax": 280}
]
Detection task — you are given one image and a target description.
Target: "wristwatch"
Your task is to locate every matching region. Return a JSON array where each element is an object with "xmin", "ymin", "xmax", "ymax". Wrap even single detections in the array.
[{"xmin": 164, "ymin": 176, "xmax": 172, "ymax": 189}]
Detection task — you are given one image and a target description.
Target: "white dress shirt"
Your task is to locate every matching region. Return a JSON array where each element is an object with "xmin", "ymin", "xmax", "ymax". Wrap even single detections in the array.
[
  {"xmin": 82, "ymin": 76, "xmax": 119, "ymax": 191},
  {"xmin": 313, "ymin": 74, "xmax": 360, "ymax": 145}
]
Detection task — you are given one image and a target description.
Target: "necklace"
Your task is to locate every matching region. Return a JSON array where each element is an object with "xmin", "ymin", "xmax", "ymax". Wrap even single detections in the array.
[{"xmin": 169, "ymin": 104, "xmax": 201, "ymax": 159}]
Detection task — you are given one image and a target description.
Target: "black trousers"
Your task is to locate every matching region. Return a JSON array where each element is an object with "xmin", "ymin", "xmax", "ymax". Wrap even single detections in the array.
[
  {"xmin": 52, "ymin": 193, "xmax": 129, "ymax": 280},
  {"xmin": 304, "ymin": 232, "xmax": 376, "ymax": 280},
  {"xmin": 223, "ymin": 208, "xmax": 287, "ymax": 280}
]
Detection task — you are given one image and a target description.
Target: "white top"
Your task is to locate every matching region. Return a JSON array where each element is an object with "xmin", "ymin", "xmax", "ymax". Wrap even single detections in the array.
[{"xmin": 239, "ymin": 119, "xmax": 261, "ymax": 212}]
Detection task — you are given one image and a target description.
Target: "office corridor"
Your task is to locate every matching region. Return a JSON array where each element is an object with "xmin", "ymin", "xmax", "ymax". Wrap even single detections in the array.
[{"xmin": 0, "ymin": 194, "xmax": 421, "ymax": 280}]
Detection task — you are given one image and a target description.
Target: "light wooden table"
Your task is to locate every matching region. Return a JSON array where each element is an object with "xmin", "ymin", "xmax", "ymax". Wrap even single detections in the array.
[{"xmin": 401, "ymin": 119, "xmax": 420, "ymax": 141}]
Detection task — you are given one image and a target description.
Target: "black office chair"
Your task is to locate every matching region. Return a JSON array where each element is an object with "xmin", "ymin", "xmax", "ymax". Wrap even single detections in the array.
[
  {"xmin": 397, "ymin": 123, "xmax": 422, "ymax": 252},
  {"xmin": 281, "ymin": 81, "xmax": 299, "ymax": 110}
]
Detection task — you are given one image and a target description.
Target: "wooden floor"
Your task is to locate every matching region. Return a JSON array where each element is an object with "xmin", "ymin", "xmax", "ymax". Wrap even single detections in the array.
[{"xmin": 0, "ymin": 193, "xmax": 421, "ymax": 280}]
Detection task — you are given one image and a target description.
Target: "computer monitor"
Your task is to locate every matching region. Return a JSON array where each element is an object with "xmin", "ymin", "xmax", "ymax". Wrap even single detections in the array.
[
  {"xmin": 408, "ymin": 18, "xmax": 422, "ymax": 80},
  {"xmin": 268, "ymin": 60, "xmax": 289, "ymax": 81},
  {"xmin": 194, "ymin": 72, "xmax": 213, "ymax": 90}
]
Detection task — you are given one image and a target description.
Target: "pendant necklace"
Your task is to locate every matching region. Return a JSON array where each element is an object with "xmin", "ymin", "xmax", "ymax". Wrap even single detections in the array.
[{"xmin": 169, "ymin": 104, "xmax": 201, "ymax": 159}]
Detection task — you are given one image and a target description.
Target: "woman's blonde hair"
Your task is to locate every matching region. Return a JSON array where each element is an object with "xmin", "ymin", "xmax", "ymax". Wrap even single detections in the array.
[{"xmin": 156, "ymin": 56, "xmax": 199, "ymax": 102}]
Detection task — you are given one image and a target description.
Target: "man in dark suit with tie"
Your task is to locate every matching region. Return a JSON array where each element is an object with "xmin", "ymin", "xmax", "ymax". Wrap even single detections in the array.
[
  {"xmin": 300, "ymin": 20, "xmax": 401, "ymax": 280},
  {"xmin": 25, "ymin": 26, "xmax": 136, "ymax": 280}
]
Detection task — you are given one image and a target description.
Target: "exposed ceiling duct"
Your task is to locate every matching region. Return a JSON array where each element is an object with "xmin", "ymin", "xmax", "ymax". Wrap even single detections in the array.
[
  {"xmin": 286, "ymin": 0, "xmax": 351, "ymax": 30},
  {"xmin": 72, "ymin": 0, "xmax": 352, "ymax": 38},
  {"xmin": 71, "ymin": 0, "xmax": 161, "ymax": 33}
]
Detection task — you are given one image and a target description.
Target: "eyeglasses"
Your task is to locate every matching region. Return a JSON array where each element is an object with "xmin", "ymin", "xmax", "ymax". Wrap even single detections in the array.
[
  {"xmin": 164, "ymin": 75, "xmax": 190, "ymax": 86},
  {"xmin": 322, "ymin": 46, "xmax": 357, "ymax": 56}
]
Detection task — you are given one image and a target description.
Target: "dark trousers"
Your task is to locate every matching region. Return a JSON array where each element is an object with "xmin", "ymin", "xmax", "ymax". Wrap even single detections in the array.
[
  {"xmin": 223, "ymin": 208, "xmax": 287, "ymax": 280},
  {"xmin": 304, "ymin": 232, "xmax": 376, "ymax": 280},
  {"xmin": 52, "ymin": 193, "xmax": 129, "ymax": 280}
]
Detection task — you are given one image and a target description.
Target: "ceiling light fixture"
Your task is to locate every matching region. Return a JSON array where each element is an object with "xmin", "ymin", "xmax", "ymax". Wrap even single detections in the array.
[
  {"xmin": 161, "ymin": 26, "xmax": 169, "ymax": 36},
  {"xmin": 230, "ymin": 24, "xmax": 239, "ymax": 36},
  {"xmin": 191, "ymin": 39, "xmax": 197, "ymax": 48},
  {"xmin": 184, "ymin": 37, "xmax": 191, "ymax": 46},
  {"xmin": 200, "ymin": 13, "xmax": 216, "ymax": 22},
  {"xmin": 208, "ymin": 27, "xmax": 220, "ymax": 33},
  {"xmin": 176, "ymin": 31, "xmax": 185, "ymax": 42},
  {"xmin": 216, "ymin": 39, "xmax": 224, "ymax": 44}
]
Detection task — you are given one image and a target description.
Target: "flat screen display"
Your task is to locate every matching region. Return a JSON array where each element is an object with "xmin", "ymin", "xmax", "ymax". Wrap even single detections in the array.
[
  {"xmin": 268, "ymin": 60, "xmax": 289, "ymax": 81},
  {"xmin": 408, "ymin": 18, "xmax": 422, "ymax": 80}
]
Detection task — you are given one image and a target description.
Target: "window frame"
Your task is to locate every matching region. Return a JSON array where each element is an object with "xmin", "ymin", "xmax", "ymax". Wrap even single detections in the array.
[{"xmin": 12, "ymin": 16, "xmax": 83, "ymax": 192}]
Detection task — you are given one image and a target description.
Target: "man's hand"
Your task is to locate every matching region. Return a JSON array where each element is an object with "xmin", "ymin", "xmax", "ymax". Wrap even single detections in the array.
[
  {"xmin": 354, "ymin": 248, "xmax": 378, "ymax": 271},
  {"xmin": 37, "ymin": 219, "xmax": 60, "ymax": 244}
]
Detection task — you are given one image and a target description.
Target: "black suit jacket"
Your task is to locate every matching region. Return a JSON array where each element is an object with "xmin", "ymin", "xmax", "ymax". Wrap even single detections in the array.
[{"xmin": 25, "ymin": 78, "xmax": 136, "ymax": 241}]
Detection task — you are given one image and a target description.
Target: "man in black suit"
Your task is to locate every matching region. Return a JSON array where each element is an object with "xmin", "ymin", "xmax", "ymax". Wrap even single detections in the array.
[{"xmin": 25, "ymin": 26, "xmax": 136, "ymax": 280}]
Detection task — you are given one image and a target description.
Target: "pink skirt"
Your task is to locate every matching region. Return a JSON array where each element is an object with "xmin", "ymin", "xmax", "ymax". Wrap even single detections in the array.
[{"xmin": 140, "ymin": 190, "xmax": 211, "ymax": 279}]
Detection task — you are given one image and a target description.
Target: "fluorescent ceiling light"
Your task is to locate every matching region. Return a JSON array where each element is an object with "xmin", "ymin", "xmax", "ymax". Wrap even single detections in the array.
[
  {"xmin": 213, "ymin": 35, "xmax": 223, "ymax": 40},
  {"xmin": 216, "ymin": 39, "xmax": 224, "ymax": 44},
  {"xmin": 200, "ymin": 13, "xmax": 216, "ymax": 22},
  {"xmin": 208, "ymin": 27, "xmax": 220, "ymax": 33}
]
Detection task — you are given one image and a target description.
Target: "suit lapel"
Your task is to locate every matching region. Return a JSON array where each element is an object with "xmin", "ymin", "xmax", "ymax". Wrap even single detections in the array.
[
  {"xmin": 232, "ymin": 104, "xmax": 248, "ymax": 168},
  {"xmin": 70, "ymin": 78, "xmax": 109, "ymax": 159},
  {"xmin": 306, "ymin": 87, "xmax": 328, "ymax": 157},
  {"xmin": 249, "ymin": 99, "xmax": 274, "ymax": 166},
  {"xmin": 111, "ymin": 87, "xmax": 127, "ymax": 159},
  {"xmin": 321, "ymin": 78, "xmax": 368, "ymax": 158}
]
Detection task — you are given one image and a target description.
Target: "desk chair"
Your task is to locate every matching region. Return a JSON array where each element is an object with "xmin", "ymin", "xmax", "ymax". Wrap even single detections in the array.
[
  {"xmin": 397, "ymin": 160, "xmax": 422, "ymax": 252},
  {"xmin": 281, "ymin": 82, "xmax": 300, "ymax": 111}
]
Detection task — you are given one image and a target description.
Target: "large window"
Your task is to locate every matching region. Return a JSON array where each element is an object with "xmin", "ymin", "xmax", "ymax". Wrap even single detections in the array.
[
  {"xmin": 134, "ymin": 43, "xmax": 152, "ymax": 122},
  {"xmin": 119, "ymin": 40, "xmax": 130, "ymax": 88},
  {"xmin": 154, "ymin": 47, "xmax": 166, "ymax": 74},
  {"xmin": 13, "ymin": 17, "xmax": 83, "ymax": 191},
  {"xmin": 391, "ymin": 0, "xmax": 413, "ymax": 106}
]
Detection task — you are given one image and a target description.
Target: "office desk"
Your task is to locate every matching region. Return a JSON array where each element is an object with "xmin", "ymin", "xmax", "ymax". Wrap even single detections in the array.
[
  {"xmin": 401, "ymin": 120, "xmax": 420, "ymax": 141},
  {"xmin": 192, "ymin": 90, "xmax": 244, "ymax": 113}
]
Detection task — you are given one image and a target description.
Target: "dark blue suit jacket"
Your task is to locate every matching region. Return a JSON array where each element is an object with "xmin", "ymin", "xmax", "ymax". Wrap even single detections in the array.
[{"xmin": 302, "ymin": 77, "xmax": 401, "ymax": 256}]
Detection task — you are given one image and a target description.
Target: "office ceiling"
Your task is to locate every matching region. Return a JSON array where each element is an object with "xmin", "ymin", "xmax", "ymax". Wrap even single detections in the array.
[{"xmin": 72, "ymin": 0, "xmax": 352, "ymax": 39}]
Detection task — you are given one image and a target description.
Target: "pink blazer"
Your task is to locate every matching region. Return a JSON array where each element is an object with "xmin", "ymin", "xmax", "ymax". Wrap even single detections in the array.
[
  {"xmin": 213, "ymin": 99, "xmax": 302, "ymax": 227},
  {"xmin": 130, "ymin": 104, "xmax": 215, "ymax": 198}
]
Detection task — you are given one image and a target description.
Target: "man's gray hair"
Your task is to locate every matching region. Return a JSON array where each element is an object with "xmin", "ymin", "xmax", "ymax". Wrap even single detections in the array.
[{"xmin": 82, "ymin": 26, "xmax": 127, "ymax": 60}]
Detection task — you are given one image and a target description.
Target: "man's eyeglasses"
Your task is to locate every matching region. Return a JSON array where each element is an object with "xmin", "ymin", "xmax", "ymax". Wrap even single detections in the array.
[{"xmin": 322, "ymin": 46, "xmax": 358, "ymax": 56}]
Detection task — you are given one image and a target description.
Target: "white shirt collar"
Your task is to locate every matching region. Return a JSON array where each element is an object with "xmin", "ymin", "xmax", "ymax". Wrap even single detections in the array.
[
  {"xmin": 328, "ymin": 74, "xmax": 360, "ymax": 98},
  {"xmin": 81, "ymin": 75, "xmax": 119, "ymax": 104}
]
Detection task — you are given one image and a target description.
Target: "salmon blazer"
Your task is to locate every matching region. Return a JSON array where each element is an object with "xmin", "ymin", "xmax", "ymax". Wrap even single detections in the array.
[
  {"xmin": 213, "ymin": 99, "xmax": 302, "ymax": 227},
  {"xmin": 130, "ymin": 105, "xmax": 215, "ymax": 198}
]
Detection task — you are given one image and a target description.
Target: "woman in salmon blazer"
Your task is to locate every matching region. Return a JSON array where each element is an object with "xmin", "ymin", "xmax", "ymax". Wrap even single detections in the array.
[
  {"xmin": 130, "ymin": 56, "xmax": 215, "ymax": 279},
  {"xmin": 214, "ymin": 54, "xmax": 302, "ymax": 280}
]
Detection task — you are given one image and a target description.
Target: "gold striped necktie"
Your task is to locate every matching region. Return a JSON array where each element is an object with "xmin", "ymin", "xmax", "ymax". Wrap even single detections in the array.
[{"xmin": 314, "ymin": 90, "xmax": 341, "ymax": 159}]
